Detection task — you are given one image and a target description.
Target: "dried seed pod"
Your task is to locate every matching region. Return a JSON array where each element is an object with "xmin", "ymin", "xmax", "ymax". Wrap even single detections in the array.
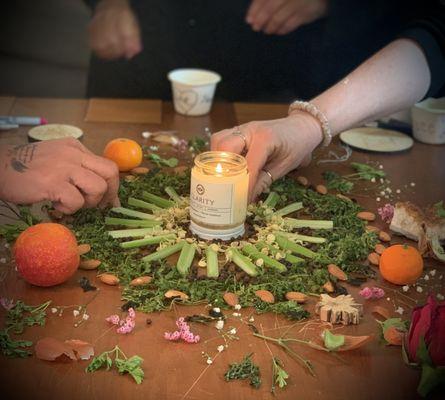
[
  {"xmin": 285, "ymin": 292, "xmax": 308, "ymax": 303},
  {"xmin": 255, "ymin": 289, "xmax": 275, "ymax": 303},
  {"xmin": 365, "ymin": 225, "xmax": 380, "ymax": 233},
  {"xmin": 296, "ymin": 176, "xmax": 308, "ymax": 186},
  {"xmin": 327, "ymin": 264, "xmax": 348, "ymax": 281},
  {"xmin": 79, "ymin": 259, "xmax": 101, "ymax": 270},
  {"xmin": 374, "ymin": 243, "xmax": 386, "ymax": 255},
  {"xmin": 99, "ymin": 273, "xmax": 119, "ymax": 285},
  {"xmin": 223, "ymin": 292, "xmax": 239, "ymax": 307},
  {"xmin": 336, "ymin": 194, "xmax": 352, "ymax": 202},
  {"xmin": 323, "ymin": 281, "xmax": 335, "ymax": 293},
  {"xmin": 378, "ymin": 231, "xmax": 391, "ymax": 242},
  {"xmin": 77, "ymin": 244, "xmax": 91, "ymax": 256},
  {"xmin": 357, "ymin": 211, "xmax": 376, "ymax": 221},
  {"xmin": 124, "ymin": 175, "xmax": 136, "ymax": 182},
  {"xmin": 315, "ymin": 294, "xmax": 362, "ymax": 325},
  {"xmin": 164, "ymin": 289, "xmax": 189, "ymax": 300},
  {"xmin": 131, "ymin": 166, "xmax": 150, "ymax": 175},
  {"xmin": 130, "ymin": 276, "xmax": 153, "ymax": 287},
  {"xmin": 153, "ymin": 133, "xmax": 179, "ymax": 145},
  {"xmin": 316, "ymin": 184, "xmax": 328, "ymax": 195},
  {"xmin": 368, "ymin": 252, "xmax": 380, "ymax": 266}
]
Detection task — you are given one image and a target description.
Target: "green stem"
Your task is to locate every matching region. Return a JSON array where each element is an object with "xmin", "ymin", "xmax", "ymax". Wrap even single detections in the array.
[
  {"xmin": 206, "ymin": 246, "xmax": 219, "ymax": 278},
  {"xmin": 176, "ymin": 242, "xmax": 196, "ymax": 276},
  {"xmin": 263, "ymin": 192, "xmax": 280, "ymax": 208},
  {"xmin": 227, "ymin": 248, "xmax": 258, "ymax": 276},
  {"xmin": 120, "ymin": 234, "xmax": 176, "ymax": 249},
  {"xmin": 284, "ymin": 218, "xmax": 333, "ymax": 230},
  {"xmin": 110, "ymin": 207, "xmax": 156, "ymax": 220},
  {"xmin": 274, "ymin": 231, "xmax": 326, "ymax": 244},
  {"xmin": 108, "ymin": 227, "xmax": 160, "ymax": 239},
  {"xmin": 276, "ymin": 235, "xmax": 316, "ymax": 259},
  {"xmin": 128, "ymin": 197, "xmax": 161, "ymax": 212},
  {"xmin": 165, "ymin": 186, "xmax": 181, "ymax": 203},
  {"xmin": 242, "ymin": 244, "xmax": 286, "ymax": 272},
  {"xmin": 255, "ymin": 241, "xmax": 304, "ymax": 265},
  {"xmin": 273, "ymin": 202, "xmax": 303, "ymax": 217},
  {"xmin": 142, "ymin": 241, "xmax": 185, "ymax": 263},
  {"xmin": 142, "ymin": 191, "xmax": 174, "ymax": 208},
  {"xmin": 105, "ymin": 217, "xmax": 161, "ymax": 228}
]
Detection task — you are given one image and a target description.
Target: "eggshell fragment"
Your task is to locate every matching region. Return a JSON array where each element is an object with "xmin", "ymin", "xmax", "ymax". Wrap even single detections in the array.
[{"xmin": 35, "ymin": 337, "xmax": 76, "ymax": 361}]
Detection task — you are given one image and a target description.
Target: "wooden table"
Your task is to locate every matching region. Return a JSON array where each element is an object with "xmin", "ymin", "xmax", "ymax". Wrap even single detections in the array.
[{"xmin": 0, "ymin": 97, "xmax": 444, "ymax": 400}]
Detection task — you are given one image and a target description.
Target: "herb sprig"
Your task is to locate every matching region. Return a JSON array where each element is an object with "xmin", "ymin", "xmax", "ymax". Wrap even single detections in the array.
[{"xmin": 225, "ymin": 353, "xmax": 261, "ymax": 389}]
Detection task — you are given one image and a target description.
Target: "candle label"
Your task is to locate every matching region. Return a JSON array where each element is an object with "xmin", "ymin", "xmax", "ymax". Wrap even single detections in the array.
[{"xmin": 190, "ymin": 177, "xmax": 235, "ymax": 224}]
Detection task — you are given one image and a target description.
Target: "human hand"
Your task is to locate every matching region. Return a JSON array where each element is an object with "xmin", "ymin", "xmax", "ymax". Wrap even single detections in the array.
[
  {"xmin": 0, "ymin": 138, "xmax": 120, "ymax": 214},
  {"xmin": 246, "ymin": 0, "xmax": 328, "ymax": 35},
  {"xmin": 88, "ymin": 0, "xmax": 142, "ymax": 60},
  {"xmin": 211, "ymin": 113, "xmax": 323, "ymax": 201}
]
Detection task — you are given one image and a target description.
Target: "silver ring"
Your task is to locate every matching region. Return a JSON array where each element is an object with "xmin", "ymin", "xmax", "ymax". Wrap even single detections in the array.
[
  {"xmin": 262, "ymin": 168, "xmax": 273, "ymax": 183},
  {"xmin": 232, "ymin": 127, "xmax": 247, "ymax": 149}
]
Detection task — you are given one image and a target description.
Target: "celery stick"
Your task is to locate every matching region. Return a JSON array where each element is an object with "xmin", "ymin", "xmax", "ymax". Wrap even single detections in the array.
[
  {"xmin": 273, "ymin": 202, "xmax": 303, "ymax": 217},
  {"xmin": 255, "ymin": 241, "xmax": 304, "ymax": 265},
  {"xmin": 105, "ymin": 217, "xmax": 161, "ymax": 228},
  {"xmin": 276, "ymin": 235, "xmax": 316, "ymax": 259},
  {"xmin": 128, "ymin": 197, "xmax": 161, "ymax": 212},
  {"xmin": 206, "ymin": 246, "xmax": 219, "ymax": 278},
  {"xmin": 242, "ymin": 244, "xmax": 286, "ymax": 272},
  {"xmin": 108, "ymin": 227, "xmax": 160, "ymax": 239},
  {"xmin": 227, "ymin": 249, "xmax": 258, "ymax": 276},
  {"xmin": 263, "ymin": 191, "xmax": 280, "ymax": 208},
  {"xmin": 165, "ymin": 186, "xmax": 181, "ymax": 203},
  {"xmin": 142, "ymin": 191, "xmax": 174, "ymax": 208},
  {"xmin": 120, "ymin": 234, "xmax": 176, "ymax": 249},
  {"xmin": 111, "ymin": 207, "xmax": 156, "ymax": 220},
  {"xmin": 142, "ymin": 241, "xmax": 184, "ymax": 263},
  {"xmin": 284, "ymin": 218, "xmax": 333, "ymax": 230},
  {"xmin": 176, "ymin": 242, "xmax": 196, "ymax": 276},
  {"xmin": 273, "ymin": 231, "xmax": 326, "ymax": 244}
]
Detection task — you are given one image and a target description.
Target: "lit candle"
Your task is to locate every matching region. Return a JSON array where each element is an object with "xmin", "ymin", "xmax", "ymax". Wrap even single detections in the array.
[{"xmin": 190, "ymin": 151, "xmax": 249, "ymax": 240}]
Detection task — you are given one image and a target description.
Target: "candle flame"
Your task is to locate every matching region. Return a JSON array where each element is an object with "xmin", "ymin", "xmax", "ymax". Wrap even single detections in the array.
[{"xmin": 215, "ymin": 163, "xmax": 223, "ymax": 174}]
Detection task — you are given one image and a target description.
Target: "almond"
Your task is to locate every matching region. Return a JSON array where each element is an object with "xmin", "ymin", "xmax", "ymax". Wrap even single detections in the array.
[
  {"xmin": 285, "ymin": 292, "xmax": 308, "ymax": 303},
  {"xmin": 296, "ymin": 176, "xmax": 308, "ymax": 186},
  {"xmin": 223, "ymin": 292, "xmax": 239, "ymax": 307},
  {"xmin": 164, "ymin": 289, "xmax": 188, "ymax": 300},
  {"xmin": 368, "ymin": 252, "xmax": 380, "ymax": 266},
  {"xmin": 78, "ymin": 244, "xmax": 91, "ymax": 256},
  {"xmin": 79, "ymin": 259, "xmax": 101, "ymax": 270},
  {"xmin": 327, "ymin": 264, "xmax": 347, "ymax": 281},
  {"xmin": 130, "ymin": 276, "xmax": 153, "ymax": 287},
  {"xmin": 131, "ymin": 166, "xmax": 149, "ymax": 175},
  {"xmin": 336, "ymin": 194, "xmax": 352, "ymax": 202},
  {"xmin": 378, "ymin": 231, "xmax": 391, "ymax": 242},
  {"xmin": 99, "ymin": 273, "xmax": 119, "ymax": 285},
  {"xmin": 365, "ymin": 225, "xmax": 380, "ymax": 233},
  {"xmin": 255, "ymin": 289, "xmax": 275, "ymax": 303},
  {"xmin": 357, "ymin": 211, "xmax": 376, "ymax": 221},
  {"xmin": 316, "ymin": 184, "xmax": 328, "ymax": 195},
  {"xmin": 124, "ymin": 175, "xmax": 136, "ymax": 182},
  {"xmin": 323, "ymin": 281, "xmax": 335, "ymax": 293},
  {"xmin": 375, "ymin": 243, "xmax": 386, "ymax": 255},
  {"xmin": 383, "ymin": 326, "xmax": 404, "ymax": 346}
]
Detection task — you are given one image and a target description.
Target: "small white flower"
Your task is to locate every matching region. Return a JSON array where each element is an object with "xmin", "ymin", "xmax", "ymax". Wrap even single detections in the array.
[
  {"xmin": 416, "ymin": 286, "xmax": 423, "ymax": 293},
  {"xmin": 215, "ymin": 320, "xmax": 224, "ymax": 330},
  {"xmin": 376, "ymin": 197, "xmax": 381, "ymax": 202},
  {"xmin": 437, "ymin": 294, "xmax": 444, "ymax": 301},
  {"xmin": 410, "ymin": 182, "xmax": 416, "ymax": 187},
  {"xmin": 73, "ymin": 310, "xmax": 80, "ymax": 317},
  {"xmin": 141, "ymin": 131, "xmax": 151, "ymax": 139},
  {"xmin": 82, "ymin": 313, "xmax": 90, "ymax": 320},
  {"xmin": 386, "ymin": 297, "xmax": 391, "ymax": 301},
  {"xmin": 379, "ymin": 165, "xmax": 383, "ymax": 169},
  {"xmin": 51, "ymin": 307, "xmax": 58, "ymax": 314},
  {"xmin": 232, "ymin": 312, "xmax": 241, "ymax": 317},
  {"xmin": 395, "ymin": 306, "xmax": 404, "ymax": 315},
  {"xmin": 212, "ymin": 307, "xmax": 221, "ymax": 313},
  {"xmin": 217, "ymin": 345, "xmax": 224, "ymax": 353},
  {"xmin": 248, "ymin": 316, "xmax": 255, "ymax": 322},
  {"xmin": 430, "ymin": 269, "xmax": 436, "ymax": 277},
  {"xmin": 396, "ymin": 189, "xmax": 401, "ymax": 194},
  {"xmin": 234, "ymin": 304, "xmax": 241, "ymax": 311},
  {"xmin": 402, "ymin": 285, "xmax": 409, "ymax": 292},
  {"xmin": 149, "ymin": 145, "xmax": 159, "ymax": 151},
  {"xmin": 371, "ymin": 178, "xmax": 376, "ymax": 183},
  {"xmin": 229, "ymin": 328, "xmax": 237, "ymax": 335},
  {"xmin": 0, "ymin": 258, "xmax": 6, "ymax": 263},
  {"xmin": 380, "ymin": 178, "xmax": 384, "ymax": 183},
  {"xmin": 206, "ymin": 358, "xmax": 213, "ymax": 365},
  {"xmin": 380, "ymin": 191, "xmax": 385, "ymax": 196},
  {"xmin": 424, "ymin": 275, "xmax": 430, "ymax": 281}
]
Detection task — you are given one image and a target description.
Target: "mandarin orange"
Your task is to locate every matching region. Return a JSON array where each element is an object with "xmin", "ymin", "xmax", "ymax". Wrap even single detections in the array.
[
  {"xmin": 379, "ymin": 244, "xmax": 423, "ymax": 285},
  {"xmin": 103, "ymin": 138, "xmax": 143, "ymax": 172}
]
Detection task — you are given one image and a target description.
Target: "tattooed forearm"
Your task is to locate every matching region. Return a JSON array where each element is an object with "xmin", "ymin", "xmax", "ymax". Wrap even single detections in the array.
[{"xmin": 6, "ymin": 144, "xmax": 38, "ymax": 173}]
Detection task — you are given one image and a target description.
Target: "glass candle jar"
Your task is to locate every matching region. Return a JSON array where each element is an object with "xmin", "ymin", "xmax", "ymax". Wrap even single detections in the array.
[{"xmin": 189, "ymin": 151, "xmax": 249, "ymax": 240}]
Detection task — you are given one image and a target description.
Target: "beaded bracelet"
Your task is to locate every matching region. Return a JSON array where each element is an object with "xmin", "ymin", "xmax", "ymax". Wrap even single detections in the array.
[{"xmin": 288, "ymin": 100, "xmax": 332, "ymax": 147}]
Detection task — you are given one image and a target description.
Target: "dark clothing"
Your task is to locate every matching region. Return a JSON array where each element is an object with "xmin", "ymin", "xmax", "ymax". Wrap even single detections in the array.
[{"xmin": 87, "ymin": 0, "xmax": 444, "ymax": 101}]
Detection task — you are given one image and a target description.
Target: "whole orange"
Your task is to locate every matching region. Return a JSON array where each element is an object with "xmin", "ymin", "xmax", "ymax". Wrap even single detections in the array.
[
  {"xmin": 14, "ymin": 223, "xmax": 80, "ymax": 287},
  {"xmin": 379, "ymin": 244, "xmax": 423, "ymax": 285},
  {"xmin": 103, "ymin": 138, "xmax": 143, "ymax": 172}
]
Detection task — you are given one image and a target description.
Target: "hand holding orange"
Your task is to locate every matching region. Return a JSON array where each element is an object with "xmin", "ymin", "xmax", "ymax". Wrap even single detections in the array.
[
  {"xmin": 379, "ymin": 244, "xmax": 423, "ymax": 285},
  {"xmin": 103, "ymin": 138, "xmax": 143, "ymax": 171}
]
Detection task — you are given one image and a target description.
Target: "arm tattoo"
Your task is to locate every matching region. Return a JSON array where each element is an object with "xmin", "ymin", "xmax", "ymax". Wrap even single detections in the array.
[{"xmin": 7, "ymin": 144, "xmax": 38, "ymax": 173}]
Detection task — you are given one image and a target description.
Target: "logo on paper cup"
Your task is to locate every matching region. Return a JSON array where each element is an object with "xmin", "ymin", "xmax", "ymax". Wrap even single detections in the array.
[{"xmin": 196, "ymin": 184, "xmax": 205, "ymax": 195}]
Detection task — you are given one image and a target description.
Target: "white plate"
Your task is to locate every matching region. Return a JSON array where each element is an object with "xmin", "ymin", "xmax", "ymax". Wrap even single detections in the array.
[
  {"xmin": 340, "ymin": 127, "xmax": 413, "ymax": 152},
  {"xmin": 28, "ymin": 124, "xmax": 83, "ymax": 141}
]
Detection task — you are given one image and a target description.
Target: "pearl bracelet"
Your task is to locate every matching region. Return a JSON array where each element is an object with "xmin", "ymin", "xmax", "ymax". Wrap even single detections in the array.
[{"xmin": 288, "ymin": 100, "xmax": 332, "ymax": 147}]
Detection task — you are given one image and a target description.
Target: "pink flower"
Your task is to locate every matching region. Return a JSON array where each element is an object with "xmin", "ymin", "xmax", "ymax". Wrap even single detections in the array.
[
  {"xmin": 0, "ymin": 298, "xmax": 15, "ymax": 311},
  {"xmin": 359, "ymin": 287, "xmax": 373, "ymax": 299},
  {"xmin": 164, "ymin": 317, "xmax": 200, "ymax": 344},
  {"xmin": 106, "ymin": 308, "xmax": 136, "ymax": 334},
  {"xmin": 106, "ymin": 314, "xmax": 120, "ymax": 325},
  {"xmin": 378, "ymin": 204, "xmax": 394, "ymax": 224},
  {"xmin": 359, "ymin": 286, "xmax": 385, "ymax": 300}
]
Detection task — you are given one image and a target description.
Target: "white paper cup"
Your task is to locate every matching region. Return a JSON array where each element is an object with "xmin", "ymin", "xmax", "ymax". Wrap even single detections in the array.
[
  {"xmin": 411, "ymin": 97, "xmax": 445, "ymax": 144},
  {"xmin": 168, "ymin": 69, "xmax": 221, "ymax": 116}
]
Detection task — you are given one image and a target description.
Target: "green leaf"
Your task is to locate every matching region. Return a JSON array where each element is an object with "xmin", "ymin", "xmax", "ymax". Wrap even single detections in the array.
[
  {"xmin": 147, "ymin": 153, "xmax": 178, "ymax": 168},
  {"xmin": 115, "ymin": 356, "xmax": 145, "ymax": 384},
  {"xmin": 378, "ymin": 318, "xmax": 408, "ymax": 344},
  {"xmin": 417, "ymin": 364, "xmax": 445, "ymax": 397},
  {"xmin": 351, "ymin": 162, "xmax": 386, "ymax": 180},
  {"xmin": 323, "ymin": 330, "xmax": 345, "ymax": 350},
  {"xmin": 272, "ymin": 357, "xmax": 289, "ymax": 390},
  {"xmin": 86, "ymin": 354, "xmax": 109, "ymax": 372},
  {"xmin": 434, "ymin": 201, "xmax": 445, "ymax": 218},
  {"xmin": 416, "ymin": 336, "xmax": 433, "ymax": 366}
]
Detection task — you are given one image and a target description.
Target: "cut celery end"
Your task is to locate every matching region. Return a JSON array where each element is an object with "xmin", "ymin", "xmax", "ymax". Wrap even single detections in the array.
[
  {"xmin": 120, "ymin": 234, "xmax": 176, "ymax": 249},
  {"xmin": 284, "ymin": 218, "xmax": 333, "ymax": 230},
  {"xmin": 142, "ymin": 191, "xmax": 174, "ymax": 208},
  {"xmin": 273, "ymin": 202, "xmax": 303, "ymax": 217},
  {"xmin": 206, "ymin": 246, "xmax": 219, "ymax": 278},
  {"xmin": 142, "ymin": 241, "xmax": 184, "ymax": 263},
  {"xmin": 128, "ymin": 197, "xmax": 161, "ymax": 212},
  {"xmin": 108, "ymin": 227, "xmax": 160, "ymax": 239},
  {"xmin": 242, "ymin": 244, "xmax": 286, "ymax": 272},
  {"xmin": 229, "ymin": 248, "xmax": 258, "ymax": 276},
  {"xmin": 165, "ymin": 186, "xmax": 181, "ymax": 203},
  {"xmin": 105, "ymin": 217, "xmax": 161, "ymax": 228},
  {"xmin": 276, "ymin": 235, "xmax": 316, "ymax": 259},
  {"xmin": 274, "ymin": 231, "xmax": 326, "ymax": 244},
  {"xmin": 263, "ymin": 191, "xmax": 280, "ymax": 208},
  {"xmin": 111, "ymin": 207, "xmax": 156, "ymax": 220},
  {"xmin": 177, "ymin": 242, "xmax": 196, "ymax": 276},
  {"xmin": 255, "ymin": 241, "xmax": 304, "ymax": 266}
]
